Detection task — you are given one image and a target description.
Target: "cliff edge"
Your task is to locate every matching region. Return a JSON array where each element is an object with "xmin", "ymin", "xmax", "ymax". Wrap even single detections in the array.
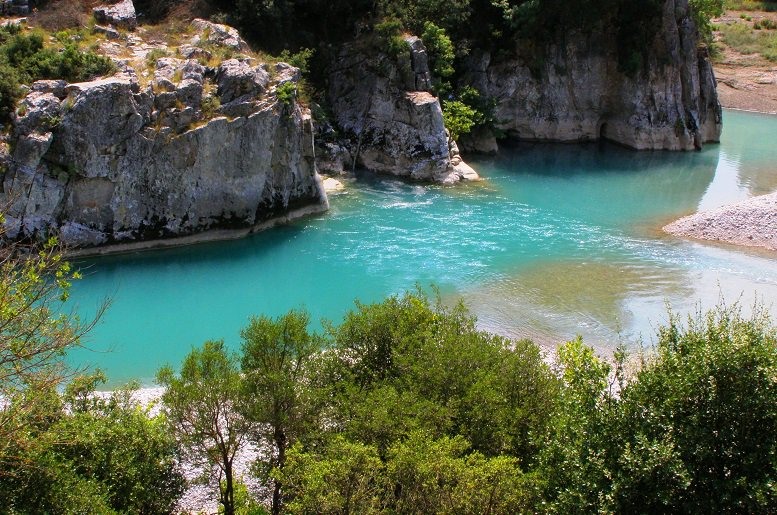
[{"xmin": 0, "ymin": 20, "xmax": 327, "ymax": 250}]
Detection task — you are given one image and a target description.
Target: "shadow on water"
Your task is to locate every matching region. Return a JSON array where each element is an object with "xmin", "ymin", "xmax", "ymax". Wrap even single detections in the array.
[{"xmin": 469, "ymin": 139, "xmax": 720, "ymax": 231}]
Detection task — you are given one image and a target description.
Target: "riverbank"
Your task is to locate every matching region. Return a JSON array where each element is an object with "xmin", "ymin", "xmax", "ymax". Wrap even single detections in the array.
[
  {"xmin": 712, "ymin": 10, "xmax": 777, "ymax": 114},
  {"xmin": 664, "ymin": 191, "xmax": 777, "ymax": 252}
]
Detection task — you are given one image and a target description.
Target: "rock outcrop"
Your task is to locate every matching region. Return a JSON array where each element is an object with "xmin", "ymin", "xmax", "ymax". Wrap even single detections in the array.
[
  {"xmin": 326, "ymin": 36, "xmax": 479, "ymax": 184},
  {"xmin": 664, "ymin": 192, "xmax": 777, "ymax": 251},
  {"xmin": 93, "ymin": 0, "xmax": 137, "ymax": 30},
  {"xmin": 0, "ymin": 24, "xmax": 326, "ymax": 250},
  {"xmin": 463, "ymin": 0, "xmax": 721, "ymax": 151}
]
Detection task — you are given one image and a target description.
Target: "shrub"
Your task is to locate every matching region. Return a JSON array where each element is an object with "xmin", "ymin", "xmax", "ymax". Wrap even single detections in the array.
[
  {"xmin": 374, "ymin": 18, "xmax": 408, "ymax": 58},
  {"xmin": 442, "ymin": 99, "xmax": 477, "ymax": 140},
  {"xmin": 278, "ymin": 47, "xmax": 314, "ymax": 76},
  {"xmin": 276, "ymin": 81, "xmax": 297, "ymax": 106}
]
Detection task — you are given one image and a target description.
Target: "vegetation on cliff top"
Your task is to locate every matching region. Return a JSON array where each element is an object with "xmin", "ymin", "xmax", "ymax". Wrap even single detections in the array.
[{"xmin": 0, "ymin": 24, "xmax": 114, "ymax": 124}]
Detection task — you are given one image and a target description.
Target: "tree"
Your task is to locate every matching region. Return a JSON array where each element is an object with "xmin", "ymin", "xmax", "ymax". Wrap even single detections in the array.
[
  {"xmin": 613, "ymin": 304, "xmax": 777, "ymax": 512},
  {"xmin": 279, "ymin": 437, "xmax": 385, "ymax": 515},
  {"xmin": 240, "ymin": 309, "xmax": 322, "ymax": 515},
  {"xmin": 385, "ymin": 431, "xmax": 533, "ymax": 513},
  {"xmin": 0, "ymin": 373, "xmax": 185, "ymax": 513},
  {"xmin": 157, "ymin": 340, "xmax": 249, "ymax": 515},
  {"xmin": 0, "ymin": 210, "xmax": 106, "ymax": 469}
]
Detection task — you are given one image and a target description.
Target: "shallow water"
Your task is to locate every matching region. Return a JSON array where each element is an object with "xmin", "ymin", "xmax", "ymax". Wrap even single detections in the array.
[{"xmin": 67, "ymin": 110, "xmax": 777, "ymax": 385}]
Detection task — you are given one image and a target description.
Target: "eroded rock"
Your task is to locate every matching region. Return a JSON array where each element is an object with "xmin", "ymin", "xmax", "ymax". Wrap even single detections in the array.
[{"xmin": 93, "ymin": 0, "xmax": 137, "ymax": 30}]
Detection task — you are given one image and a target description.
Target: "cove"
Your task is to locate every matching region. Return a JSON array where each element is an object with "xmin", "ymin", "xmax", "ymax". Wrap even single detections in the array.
[{"xmin": 67, "ymin": 110, "xmax": 777, "ymax": 386}]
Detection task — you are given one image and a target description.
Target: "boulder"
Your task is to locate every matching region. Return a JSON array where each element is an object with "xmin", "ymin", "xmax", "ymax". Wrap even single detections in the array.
[
  {"xmin": 216, "ymin": 59, "xmax": 270, "ymax": 103},
  {"xmin": 93, "ymin": 0, "xmax": 137, "ymax": 30},
  {"xmin": 190, "ymin": 19, "xmax": 249, "ymax": 51}
]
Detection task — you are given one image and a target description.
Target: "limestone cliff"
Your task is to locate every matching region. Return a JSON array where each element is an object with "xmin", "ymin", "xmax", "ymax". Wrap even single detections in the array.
[
  {"xmin": 0, "ymin": 20, "xmax": 327, "ymax": 249},
  {"xmin": 462, "ymin": 0, "xmax": 721, "ymax": 151},
  {"xmin": 324, "ymin": 37, "xmax": 479, "ymax": 184}
]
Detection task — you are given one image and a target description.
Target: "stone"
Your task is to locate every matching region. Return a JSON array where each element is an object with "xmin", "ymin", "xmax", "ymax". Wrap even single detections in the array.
[
  {"xmin": 1, "ymin": 57, "xmax": 327, "ymax": 249},
  {"xmin": 93, "ymin": 0, "xmax": 137, "ymax": 30},
  {"xmin": 12, "ymin": 132, "xmax": 53, "ymax": 171},
  {"xmin": 461, "ymin": 0, "xmax": 721, "ymax": 150},
  {"xmin": 217, "ymin": 59, "xmax": 270, "ymax": 103},
  {"xmin": 190, "ymin": 19, "xmax": 249, "ymax": 51},
  {"xmin": 178, "ymin": 44, "xmax": 212, "ymax": 61},
  {"xmin": 30, "ymin": 80, "xmax": 68, "ymax": 99},
  {"xmin": 13, "ymin": 92, "xmax": 61, "ymax": 136},
  {"xmin": 93, "ymin": 24, "xmax": 121, "ymax": 40}
]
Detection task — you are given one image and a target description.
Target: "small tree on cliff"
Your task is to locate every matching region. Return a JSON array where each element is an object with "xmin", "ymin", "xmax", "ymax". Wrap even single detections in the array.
[
  {"xmin": 157, "ymin": 340, "xmax": 249, "ymax": 515},
  {"xmin": 240, "ymin": 309, "xmax": 323, "ymax": 515}
]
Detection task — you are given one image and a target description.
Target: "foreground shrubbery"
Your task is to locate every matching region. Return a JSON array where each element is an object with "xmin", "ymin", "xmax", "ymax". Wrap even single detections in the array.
[
  {"xmin": 153, "ymin": 292, "xmax": 777, "ymax": 514},
  {"xmin": 1, "ymin": 228, "xmax": 775, "ymax": 513}
]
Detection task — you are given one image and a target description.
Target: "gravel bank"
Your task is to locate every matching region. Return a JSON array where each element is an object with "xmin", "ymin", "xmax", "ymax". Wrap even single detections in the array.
[{"xmin": 663, "ymin": 192, "xmax": 777, "ymax": 251}]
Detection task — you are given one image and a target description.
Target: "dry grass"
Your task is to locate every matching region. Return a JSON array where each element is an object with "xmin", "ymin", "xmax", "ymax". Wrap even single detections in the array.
[
  {"xmin": 719, "ymin": 19, "xmax": 777, "ymax": 60},
  {"xmin": 724, "ymin": 0, "xmax": 777, "ymax": 11},
  {"xmin": 29, "ymin": 0, "xmax": 90, "ymax": 30}
]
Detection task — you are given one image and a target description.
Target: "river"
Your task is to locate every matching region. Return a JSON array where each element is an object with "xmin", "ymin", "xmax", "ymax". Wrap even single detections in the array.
[{"xmin": 67, "ymin": 109, "xmax": 777, "ymax": 385}]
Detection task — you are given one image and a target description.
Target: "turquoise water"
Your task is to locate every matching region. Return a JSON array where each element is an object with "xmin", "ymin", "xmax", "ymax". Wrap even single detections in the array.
[{"xmin": 68, "ymin": 110, "xmax": 777, "ymax": 385}]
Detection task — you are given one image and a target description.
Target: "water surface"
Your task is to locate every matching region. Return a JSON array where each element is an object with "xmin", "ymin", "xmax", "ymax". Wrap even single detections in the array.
[{"xmin": 68, "ymin": 110, "xmax": 777, "ymax": 385}]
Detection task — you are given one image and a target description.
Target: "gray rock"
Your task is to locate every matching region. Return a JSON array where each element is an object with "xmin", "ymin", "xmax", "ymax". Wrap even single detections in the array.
[
  {"xmin": 217, "ymin": 59, "xmax": 269, "ymax": 103},
  {"xmin": 60, "ymin": 222, "xmax": 109, "ymax": 247},
  {"xmin": 404, "ymin": 36, "xmax": 432, "ymax": 92},
  {"xmin": 190, "ymin": 19, "xmax": 249, "ymax": 51},
  {"xmin": 2, "ymin": 59, "xmax": 327, "ymax": 248},
  {"xmin": 93, "ymin": 0, "xmax": 137, "ymax": 30},
  {"xmin": 176, "ymin": 79, "xmax": 203, "ymax": 109},
  {"xmin": 93, "ymin": 24, "xmax": 121, "ymax": 40},
  {"xmin": 179, "ymin": 44, "xmax": 212, "ymax": 61},
  {"xmin": 462, "ymin": 0, "xmax": 721, "ymax": 150},
  {"xmin": 13, "ymin": 132, "xmax": 53, "ymax": 171},
  {"xmin": 328, "ymin": 42, "xmax": 453, "ymax": 182},
  {"xmin": 13, "ymin": 92, "xmax": 61, "ymax": 136},
  {"xmin": 30, "ymin": 80, "xmax": 68, "ymax": 99}
]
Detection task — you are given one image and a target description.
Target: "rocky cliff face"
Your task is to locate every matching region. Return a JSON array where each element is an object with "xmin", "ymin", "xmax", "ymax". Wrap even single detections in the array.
[
  {"xmin": 325, "ymin": 37, "xmax": 479, "ymax": 184},
  {"xmin": 0, "ymin": 20, "xmax": 327, "ymax": 249},
  {"xmin": 463, "ymin": 0, "xmax": 721, "ymax": 151}
]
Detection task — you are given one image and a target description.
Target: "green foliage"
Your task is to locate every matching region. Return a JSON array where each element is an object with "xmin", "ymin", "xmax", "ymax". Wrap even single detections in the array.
[
  {"xmin": 278, "ymin": 47, "xmax": 314, "ymax": 75},
  {"xmin": 157, "ymin": 340, "xmax": 249, "ymax": 515},
  {"xmin": 201, "ymin": 94, "xmax": 221, "ymax": 119},
  {"xmin": 442, "ymin": 99, "xmax": 477, "ymax": 140},
  {"xmin": 239, "ymin": 309, "xmax": 322, "ymax": 515},
  {"xmin": 386, "ymin": 431, "xmax": 534, "ymax": 513},
  {"xmin": 539, "ymin": 304, "xmax": 777, "ymax": 513},
  {"xmin": 691, "ymin": 0, "xmax": 725, "ymax": 43},
  {"xmin": 374, "ymin": 18, "xmax": 408, "ymax": 58},
  {"xmin": 0, "ymin": 25, "xmax": 114, "ymax": 124},
  {"xmin": 420, "ymin": 22, "xmax": 455, "ymax": 96},
  {"xmin": 280, "ymin": 438, "xmax": 385, "ymax": 514},
  {"xmin": 276, "ymin": 81, "xmax": 297, "ymax": 106},
  {"xmin": 0, "ymin": 376, "xmax": 184, "ymax": 514},
  {"xmin": 615, "ymin": 304, "xmax": 777, "ymax": 511},
  {"xmin": 721, "ymin": 20, "xmax": 777, "ymax": 61}
]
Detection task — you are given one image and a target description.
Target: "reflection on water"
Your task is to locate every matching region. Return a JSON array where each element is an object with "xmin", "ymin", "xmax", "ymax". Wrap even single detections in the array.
[
  {"xmin": 713, "ymin": 110, "xmax": 777, "ymax": 197},
  {"xmin": 66, "ymin": 110, "xmax": 777, "ymax": 384}
]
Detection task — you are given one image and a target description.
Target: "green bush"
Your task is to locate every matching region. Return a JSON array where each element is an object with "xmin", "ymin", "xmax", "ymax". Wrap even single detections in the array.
[
  {"xmin": 276, "ymin": 81, "xmax": 297, "ymax": 106},
  {"xmin": 374, "ymin": 18, "xmax": 408, "ymax": 58},
  {"xmin": 0, "ymin": 25, "xmax": 115, "ymax": 124},
  {"xmin": 442, "ymin": 99, "xmax": 477, "ymax": 140}
]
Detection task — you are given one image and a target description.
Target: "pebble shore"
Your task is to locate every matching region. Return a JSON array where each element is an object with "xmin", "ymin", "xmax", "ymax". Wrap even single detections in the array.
[{"xmin": 663, "ymin": 192, "xmax": 777, "ymax": 252}]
